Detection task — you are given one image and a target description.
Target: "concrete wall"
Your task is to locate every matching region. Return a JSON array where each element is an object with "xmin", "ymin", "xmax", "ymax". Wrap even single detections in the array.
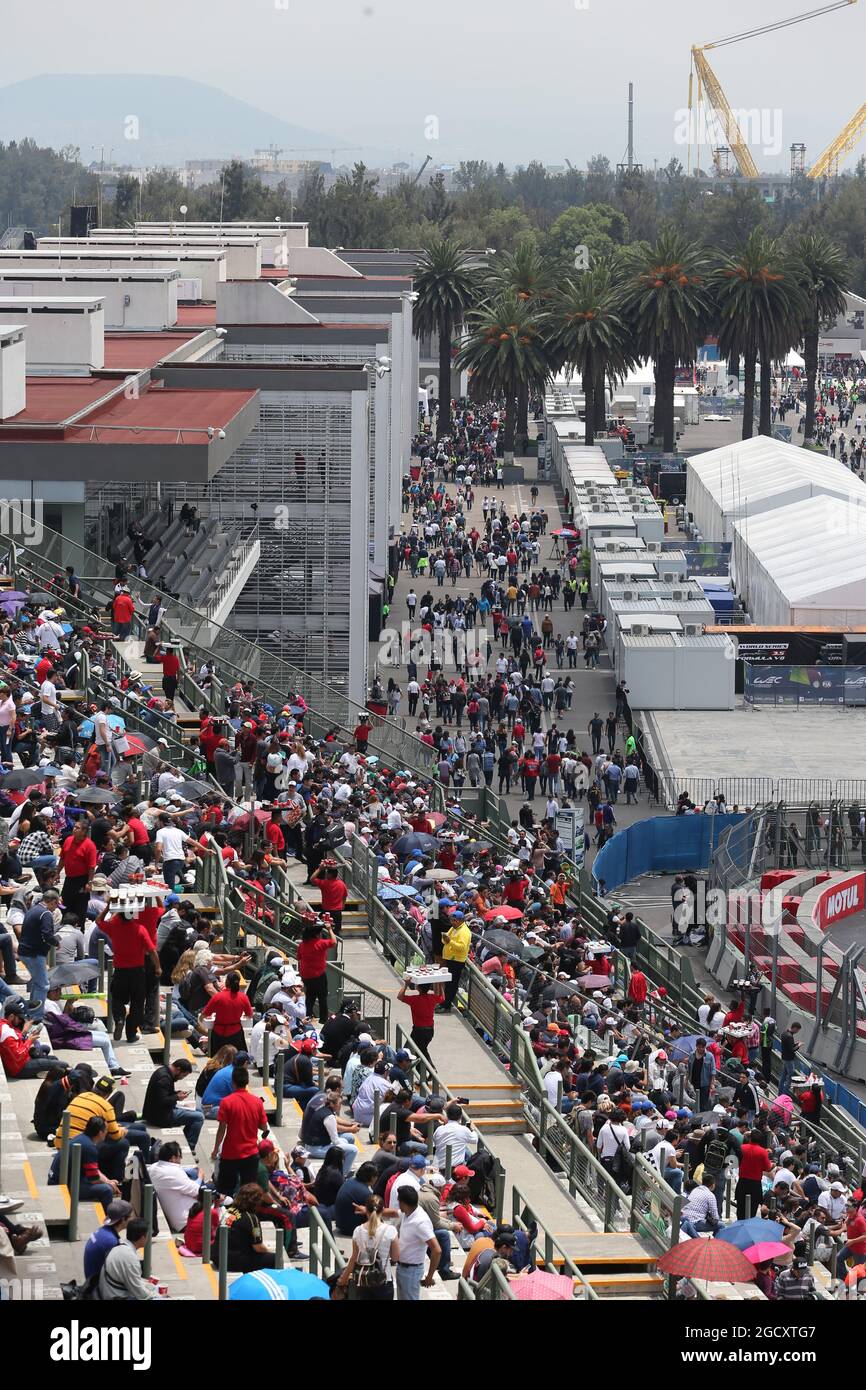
[
  {"xmin": 0, "ymin": 302, "xmax": 105, "ymax": 372},
  {"xmin": 0, "ymin": 273, "xmax": 179, "ymax": 331},
  {"xmin": 0, "ymin": 330, "xmax": 26, "ymax": 420},
  {"xmin": 216, "ymin": 281, "xmax": 320, "ymax": 325}
]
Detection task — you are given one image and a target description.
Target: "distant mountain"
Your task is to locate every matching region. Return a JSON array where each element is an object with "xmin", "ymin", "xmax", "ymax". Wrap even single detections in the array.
[{"xmin": 0, "ymin": 73, "xmax": 345, "ymax": 167}]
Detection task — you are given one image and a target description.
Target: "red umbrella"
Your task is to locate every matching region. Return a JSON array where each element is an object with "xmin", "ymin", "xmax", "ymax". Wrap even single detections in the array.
[
  {"xmin": 657, "ymin": 1238, "xmax": 756, "ymax": 1283},
  {"xmin": 511, "ymin": 1271, "xmax": 575, "ymax": 1301},
  {"xmin": 483, "ymin": 905, "xmax": 524, "ymax": 922},
  {"xmin": 122, "ymin": 733, "xmax": 150, "ymax": 757},
  {"xmin": 426, "ymin": 812, "xmax": 447, "ymax": 828},
  {"xmin": 233, "ymin": 808, "xmax": 271, "ymax": 829}
]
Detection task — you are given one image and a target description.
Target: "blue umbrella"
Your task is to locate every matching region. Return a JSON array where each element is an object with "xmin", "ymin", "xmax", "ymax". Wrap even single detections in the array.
[
  {"xmin": 78, "ymin": 713, "xmax": 126, "ymax": 738},
  {"xmin": 716, "ymin": 1218, "xmax": 784, "ymax": 1251},
  {"xmin": 228, "ymin": 1268, "xmax": 330, "ymax": 1300},
  {"xmin": 378, "ymin": 882, "xmax": 420, "ymax": 902},
  {"xmin": 667, "ymin": 1035, "xmax": 704, "ymax": 1060}
]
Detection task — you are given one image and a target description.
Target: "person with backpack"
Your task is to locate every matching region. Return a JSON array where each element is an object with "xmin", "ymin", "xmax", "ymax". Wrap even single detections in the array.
[
  {"xmin": 82, "ymin": 1199, "xmax": 134, "ymax": 1288},
  {"xmin": 597, "ymin": 1107, "xmax": 633, "ymax": 1190},
  {"xmin": 679, "ymin": 1174, "xmax": 722, "ymax": 1239}
]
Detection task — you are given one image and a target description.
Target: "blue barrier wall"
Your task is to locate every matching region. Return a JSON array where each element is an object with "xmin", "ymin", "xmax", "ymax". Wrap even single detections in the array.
[{"xmin": 592, "ymin": 815, "xmax": 745, "ymax": 895}]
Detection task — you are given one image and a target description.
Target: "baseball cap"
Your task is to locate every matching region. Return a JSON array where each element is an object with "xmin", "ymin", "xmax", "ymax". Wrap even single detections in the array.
[
  {"xmin": 258, "ymin": 1139, "xmax": 276, "ymax": 1156},
  {"xmin": 656, "ymin": 1050, "xmax": 667, "ymax": 1062},
  {"xmin": 165, "ymin": 893, "xmax": 181, "ymax": 906},
  {"xmin": 828, "ymin": 1163, "xmax": 841, "ymax": 1175},
  {"xmin": 409, "ymin": 1154, "xmax": 428, "ymax": 1170},
  {"xmin": 831, "ymin": 1181, "xmax": 845, "ymax": 1193},
  {"xmin": 394, "ymin": 1050, "xmax": 411, "ymax": 1062},
  {"xmin": 104, "ymin": 1199, "xmax": 133, "ymax": 1224},
  {"xmin": 291, "ymin": 1146, "xmax": 309, "ymax": 1162}
]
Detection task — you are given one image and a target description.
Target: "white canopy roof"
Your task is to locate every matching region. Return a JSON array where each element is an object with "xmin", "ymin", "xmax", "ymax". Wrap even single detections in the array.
[
  {"xmin": 732, "ymin": 495, "xmax": 866, "ymax": 626},
  {"xmin": 686, "ymin": 435, "xmax": 866, "ymax": 541}
]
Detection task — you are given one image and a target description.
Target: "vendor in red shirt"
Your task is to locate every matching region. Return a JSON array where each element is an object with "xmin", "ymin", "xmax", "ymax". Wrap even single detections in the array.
[
  {"xmin": 264, "ymin": 810, "xmax": 286, "ymax": 859},
  {"xmin": 155, "ymin": 643, "xmax": 181, "ymax": 710},
  {"xmin": 397, "ymin": 976, "xmax": 445, "ymax": 1061},
  {"xmin": 437, "ymin": 840, "xmax": 458, "ymax": 872},
  {"xmin": 35, "ymin": 656, "xmax": 55, "ymax": 686},
  {"xmin": 211, "ymin": 1063, "xmax": 268, "ymax": 1196},
  {"xmin": 354, "ymin": 716, "xmax": 371, "ymax": 752},
  {"xmin": 112, "ymin": 587, "xmax": 135, "ymax": 639},
  {"xmin": 99, "ymin": 908, "xmax": 161, "ymax": 1044},
  {"xmin": 735, "ymin": 1130, "xmax": 773, "ymax": 1220},
  {"xmin": 60, "ymin": 820, "xmax": 98, "ymax": 927},
  {"xmin": 310, "ymin": 863, "xmax": 349, "ymax": 935},
  {"xmin": 503, "ymin": 872, "xmax": 529, "ymax": 906},
  {"xmin": 296, "ymin": 915, "xmax": 337, "ymax": 1021},
  {"xmin": 201, "ymin": 970, "xmax": 253, "ymax": 1055},
  {"xmin": 627, "ymin": 968, "xmax": 648, "ymax": 1005},
  {"xmin": 120, "ymin": 808, "xmax": 152, "ymax": 863}
]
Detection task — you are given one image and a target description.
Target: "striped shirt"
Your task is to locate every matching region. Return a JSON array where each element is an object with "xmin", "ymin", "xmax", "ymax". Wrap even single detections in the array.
[{"xmin": 54, "ymin": 1091, "xmax": 125, "ymax": 1148}]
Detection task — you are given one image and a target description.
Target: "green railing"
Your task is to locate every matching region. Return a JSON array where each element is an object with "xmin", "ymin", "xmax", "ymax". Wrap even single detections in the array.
[
  {"xmin": 629, "ymin": 1153, "xmax": 682, "ymax": 1256},
  {"xmin": 510, "ymin": 1184, "xmax": 599, "ymax": 1299},
  {"xmin": 530, "ymin": 1099, "xmax": 632, "ymax": 1232},
  {"xmin": 457, "ymin": 1262, "xmax": 517, "ymax": 1301},
  {"xmin": 307, "ymin": 1206, "xmax": 346, "ymax": 1282}
]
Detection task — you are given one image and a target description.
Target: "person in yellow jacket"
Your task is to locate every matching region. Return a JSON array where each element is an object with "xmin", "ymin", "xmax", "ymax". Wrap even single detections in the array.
[
  {"xmin": 54, "ymin": 1075, "xmax": 146, "ymax": 1182},
  {"xmin": 441, "ymin": 916, "xmax": 472, "ymax": 1013}
]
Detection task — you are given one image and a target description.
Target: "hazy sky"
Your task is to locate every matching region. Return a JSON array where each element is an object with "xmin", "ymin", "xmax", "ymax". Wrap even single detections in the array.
[{"xmin": 2, "ymin": 0, "xmax": 865, "ymax": 170}]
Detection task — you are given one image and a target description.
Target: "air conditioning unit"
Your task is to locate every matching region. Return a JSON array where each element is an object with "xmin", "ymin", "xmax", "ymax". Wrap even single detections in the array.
[
  {"xmin": 662, "ymin": 572, "xmax": 675, "ymax": 584},
  {"xmin": 645, "ymin": 541, "xmax": 661, "ymax": 552},
  {"xmin": 614, "ymin": 572, "xmax": 628, "ymax": 583},
  {"xmin": 683, "ymin": 623, "xmax": 703, "ymax": 637},
  {"xmin": 603, "ymin": 541, "xmax": 618, "ymax": 552},
  {"xmin": 670, "ymin": 589, "xmax": 686, "ymax": 602},
  {"xmin": 622, "ymin": 589, "xmax": 637, "ymax": 601},
  {"xmin": 630, "ymin": 623, "xmax": 649, "ymax": 637}
]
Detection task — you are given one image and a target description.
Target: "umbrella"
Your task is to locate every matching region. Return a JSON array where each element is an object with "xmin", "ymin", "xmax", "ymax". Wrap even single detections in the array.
[
  {"xmin": 48, "ymin": 961, "xmax": 99, "ymax": 987},
  {"xmin": 392, "ymin": 831, "xmax": 440, "ymax": 857},
  {"xmin": 232, "ymin": 808, "xmax": 272, "ymax": 829},
  {"xmin": 483, "ymin": 905, "xmax": 523, "ymax": 922},
  {"xmin": 481, "ymin": 927, "xmax": 526, "ymax": 957},
  {"xmin": 667, "ymin": 1035, "xmax": 704, "ymax": 1060},
  {"xmin": 227, "ymin": 1268, "xmax": 330, "ymax": 1301},
  {"xmin": 551, "ymin": 528, "xmax": 579, "ymax": 539},
  {"xmin": 74, "ymin": 788, "xmax": 121, "ymax": 806},
  {"xmin": 0, "ymin": 767, "xmax": 57, "ymax": 790},
  {"xmin": 419, "ymin": 868, "xmax": 458, "ymax": 882},
  {"xmin": 657, "ymin": 1237, "xmax": 756, "ymax": 1283},
  {"xmin": 716, "ymin": 1218, "xmax": 784, "ymax": 1252},
  {"xmin": 0, "ymin": 597, "xmax": 27, "ymax": 615},
  {"xmin": 172, "ymin": 779, "xmax": 214, "ymax": 800},
  {"xmin": 79, "ymin": 713, "xmax": 126, "ymax": 738},
  {"xmin": 742, "ymin": 1241, "xmax": 792, "ymax": 1265},
  {"xmin": 0, "ymin": 591, "xmax": 31, "ymax": 603},
  {"xmin": 576, "ymin": 973, "xmax": 613, "ymax": 992},
  {"xmin": 378, "ymin": 883, "xmax": 421, "ymax": 902},
  {"xmin": 123, "ymin": 731, "xmax": 158, "ymax": 754},
  {"xmin": 511, "ymin": 1270, "xmax": 576, "ymax": 1301},
  {"xmin": 425, "ymin": 812, "xmax": 447, "ymax": 829}
]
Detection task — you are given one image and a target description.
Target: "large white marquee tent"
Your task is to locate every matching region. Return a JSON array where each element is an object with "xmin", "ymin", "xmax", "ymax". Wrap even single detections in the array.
[
  {"xmin": 732, "ymin": 495, "xmax": 866, "ymax": 627},
  {"xmin": 685, "ymin": 436, "xmax": 866, "ymax": 541}
]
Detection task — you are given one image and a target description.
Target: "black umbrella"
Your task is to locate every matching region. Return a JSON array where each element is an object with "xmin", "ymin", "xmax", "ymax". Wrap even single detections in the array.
[
  {"xmin": 0, "ymin": 766, "xmax": 62, "ymax": 790},
  {"xmin": 481, "ymin": 927, "xmax": 526, "ymax": 957},
  {"xmin": 392, "ymin": 831, "xmax": 441, "ymax": 857},
  {"xmin": 74, "ymin": 788, "xmax": 121, "ymax": 806},
  {"xmin": 172, "ymin": 779, "xmax": 214, "ymax": 801}
]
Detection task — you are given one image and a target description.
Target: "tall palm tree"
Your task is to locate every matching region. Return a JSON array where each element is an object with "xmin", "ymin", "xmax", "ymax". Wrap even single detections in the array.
[
  {"xmin": 413, "ymin": 237, "xmax": 478, "ymax": 439},
  {"xmin": 620, "ymin": 231, "xmax": 713, "ymax": 452},
  {"xmin": 545, "ymin": 265, "xmax": 633, "ymax": 447},
  {"xmin": 788, "ymin": 232, "xmax": 849, "ymax": 443},
  {"xmin": 484, "ymin": 239, "xmax": 552, "ymax": 448},
  {"xmin": 714, "ymin": 230, "xmax": 807, "ymax": 439},
  {"xmin": 456, "ymin": 292, "xmax": 551, "ymax": 455}
]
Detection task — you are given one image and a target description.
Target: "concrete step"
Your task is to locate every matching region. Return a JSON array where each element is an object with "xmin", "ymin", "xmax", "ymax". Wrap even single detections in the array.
[
  {"xmin": 585, "ymin": 1272, "xmax": 665, "ymax": 1298},
  {"xmin": 444, "ymin": 1082, "xmax": 524, "ymax": 1102},
  {"xmin": 461, "ymin": 1098, "xmax": 525, "ymax": 1119},
  {"xmin": 472, "ymin": 1116, "xmax": 528, "ymax": 1136}
]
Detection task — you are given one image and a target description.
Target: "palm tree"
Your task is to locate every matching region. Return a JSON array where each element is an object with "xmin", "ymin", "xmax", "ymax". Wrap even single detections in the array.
[
  {"xmin": 620, "ymin": 231, "xmax": 713, "ymax": 452},
  {"xmin": 544, "ymin": 265, "xmax": 633, "ymax": 447},
  {"xmin": 484, "ymin": 239, "xmax": 551, "ymax": 449},
  {"xmin": 788, "ymin": 232, "xmax": 849, "ymax": 443},
  {"xmin": 413, "ymin": 237, "xmax": 478, "ymax": 439},
  {"xmin": 456, "ymin": 291, "xmax": 551, "ymax": 455},
  {"xmin": 714, "ymin": 230, "xmax": 807, "ymax": 439}
]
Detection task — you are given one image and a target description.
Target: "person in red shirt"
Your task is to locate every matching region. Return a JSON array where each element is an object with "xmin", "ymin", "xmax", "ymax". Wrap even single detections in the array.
[
  {"xmin": 296, "ymin": 917, "xmax": 337, "ymax": 1020},
  {"xmin": 211, "ymin": 1063, "xmax": 268, "ymax": 1195},
  {"xmin": 35, "ymin": 656, "xmax": 54, "ymax": 686},
  {"xmin": 264, "ymin": 811, "xmax": 286, "ymax": 859},
  {"xmin": 503, "ymin": 873, "xmax": 529, "ymax": 907},
  {"xmin": 627, "ymin": 968, "xmax": 648, "ymax": 1005},
  {"xmin": 0, "ymin": 997, "xmax": 59, "ymax": 1078},
  {"xmin": 60, "ymin": 820, "xmax": 98, "ymax": 926},
  {"xmin": 112, "ymin": 587, "xmax": 135, "ymax": 639},
  {"xmin": 310, "ymin": 863, "xmax": 349, "ymax": 934},
  {"xmin": 735, "ymin": 1130, "xmax": 773, "ymax": 1220},
  {"xmin": 99, "ymin": 909, "xmax": 160, "ymax": 1043},
  {"xmin": 354, "ymin": 717, "xmax": 371, "ymax": 752},
  {"xmin": 155, "ymin": 643, "xmax": 180, "ymax": 710},
  {"xmin": 120, "ymin": 809, "xmax": 152, "ymax": 863},
  {"xmin": 201, "ymin": 971, "xmax": 253, "ymax": 1055},
  {"xmin": 397, "ymin": 977, "xmax": 445, "ymax": 1061}
]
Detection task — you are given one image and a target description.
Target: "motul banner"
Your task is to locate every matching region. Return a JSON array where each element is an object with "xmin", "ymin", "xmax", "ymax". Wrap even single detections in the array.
[{"xmin": 816, "ymin": 873, "xmax": 866, "ymax": 930}]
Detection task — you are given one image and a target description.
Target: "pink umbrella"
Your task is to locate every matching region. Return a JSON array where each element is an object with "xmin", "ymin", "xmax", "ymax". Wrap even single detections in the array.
[
  {"xmin": 742, "ymin": 1241, "xmax": 793, "ymax": 1265},
  {"xmin": 578, "ymin": 974, "xmax": 613, "ymax": 991},
  {"xmin": 511, "ymin": 1271, "xmax": 576, "ymax": 1301}
]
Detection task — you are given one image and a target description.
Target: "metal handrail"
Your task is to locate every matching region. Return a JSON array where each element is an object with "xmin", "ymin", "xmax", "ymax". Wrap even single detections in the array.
[
  {"xmin": 510, "ymin": 1183, "xmax": 599, "ymax": 1299},
  {"xmin": 457, "ymin": 1261, "xmax": 517, "ymax": 1301}
]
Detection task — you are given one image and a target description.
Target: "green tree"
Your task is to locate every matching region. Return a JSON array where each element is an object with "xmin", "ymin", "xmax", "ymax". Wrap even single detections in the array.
[
  {"xmin": 544, "ymin": 204, "xmax": 629, "ymax": 273},
  {"xmin": 714, "ymin": 229, "xmax": 807, "ymax": 439},
  {"xmin": 413, "ymin": 237, "xmax": 479, "ymax": 438},
  {"xmin": 485, "ymin": 238, "xmax": 551, "ymax": 445},
  {"xmin": 456, "ymin": 291, "xmax": 551, "ymax": 454},
  {"xmin": 788, "ymin": 231, "xmax": 849, "ymax": 443},
  {"xmin": 112, "ymin": 175, "xmax": 139, "ymax": 227},
  {"xmin": 620, "ymin": 230, "xmax": 713, "ymax": 451},
  {"xmin": 545, "ymin": 263, "xmax": 632, "ymax": 447}
]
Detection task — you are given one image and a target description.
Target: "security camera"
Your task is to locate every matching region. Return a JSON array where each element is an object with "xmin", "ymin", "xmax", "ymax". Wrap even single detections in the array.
[
  {"xmin": 207, "ymin": 426, "xmax": 215, "ymax": 439},
  {"xmin": 218, "ymin": 429, "xmax": 226, "ymax": 440},
  {"xmin": 377, "ymin": 355, "xmax": 391, "ymax": 367},
  {"xmin": 215, "ymin": 327, "xmax": 227, "ymax": 338},
  {"xmin": 407, "ymin": 291, "xmax": 419, "ymax": 303}
]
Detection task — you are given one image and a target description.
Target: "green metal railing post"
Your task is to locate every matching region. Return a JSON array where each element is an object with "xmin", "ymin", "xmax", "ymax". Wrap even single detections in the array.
[
  {"xmin": 201, "ymin": 1188, "xmax": 213, "ymax": 1265},
  {"xmin": 273, "ymin": 1050, "xmax": 285, "ymax": 1128},
  {"xmin": 105, "ymin": 959, "xmax": 114, "ymax": 1030},
  {"xmin": 373, "ymin": 1090, "xmax": 382, "ymax": 1143},
  {"xmin": 142, "ymin": 1184, "xmax": 154, "ymax": 1277},
  {"xmin": 262, "ymin": 1030, "xmax": 270, "ymax": 1082},
  {"xmin": 218, "ymin": 1223, "xmax": 229, "ymax": 1300},
  {"xmin": 493, "ymin": 1160, "xmax": 505, "ymax": 1225},
  {"xmin": 67, "ymin": 1142, "xmax": 82, "ymax": 1242},
  {"xmin": 97, "ymin": 938, "xmax": 106, "ymax": 994},
  {"xmin": 58, "ymin": 1111, "xmax": 72, "ymax": 1187},
  {"xmin": 162, "ymin": 991, "xmax": 172, "ymax": 1066}
]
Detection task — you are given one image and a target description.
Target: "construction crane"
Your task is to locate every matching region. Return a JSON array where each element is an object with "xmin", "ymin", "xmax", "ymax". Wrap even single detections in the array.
[
  {"xmin": 688, "ymin": 0, "xmax": 858, "ymax": 177},
  {"xmin": 808, "ymin": 101, "xmax": 866, "ymax": 176},
  {"xmin": 411, "ymin": 154, "xmax": 433, "ymax": 185}
]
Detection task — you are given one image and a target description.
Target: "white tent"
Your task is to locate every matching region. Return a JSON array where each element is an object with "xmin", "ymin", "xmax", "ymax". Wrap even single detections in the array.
[
  {"xmin": 732, "ymin": 495, "xmax": 866, "ymax": 626},
  {"xmin": 685, "ymin": 436, "xmax": 866, "ymax": 541}
]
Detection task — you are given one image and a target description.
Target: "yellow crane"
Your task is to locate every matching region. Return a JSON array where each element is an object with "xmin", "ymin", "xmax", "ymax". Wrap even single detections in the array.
[
  {"xmin": 688, "ymin": 0, "xmax": 858, "ymax": 178},
  {"xmin": 808, "ymin": 101, "xmax": 866, "ymax": 177}
]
